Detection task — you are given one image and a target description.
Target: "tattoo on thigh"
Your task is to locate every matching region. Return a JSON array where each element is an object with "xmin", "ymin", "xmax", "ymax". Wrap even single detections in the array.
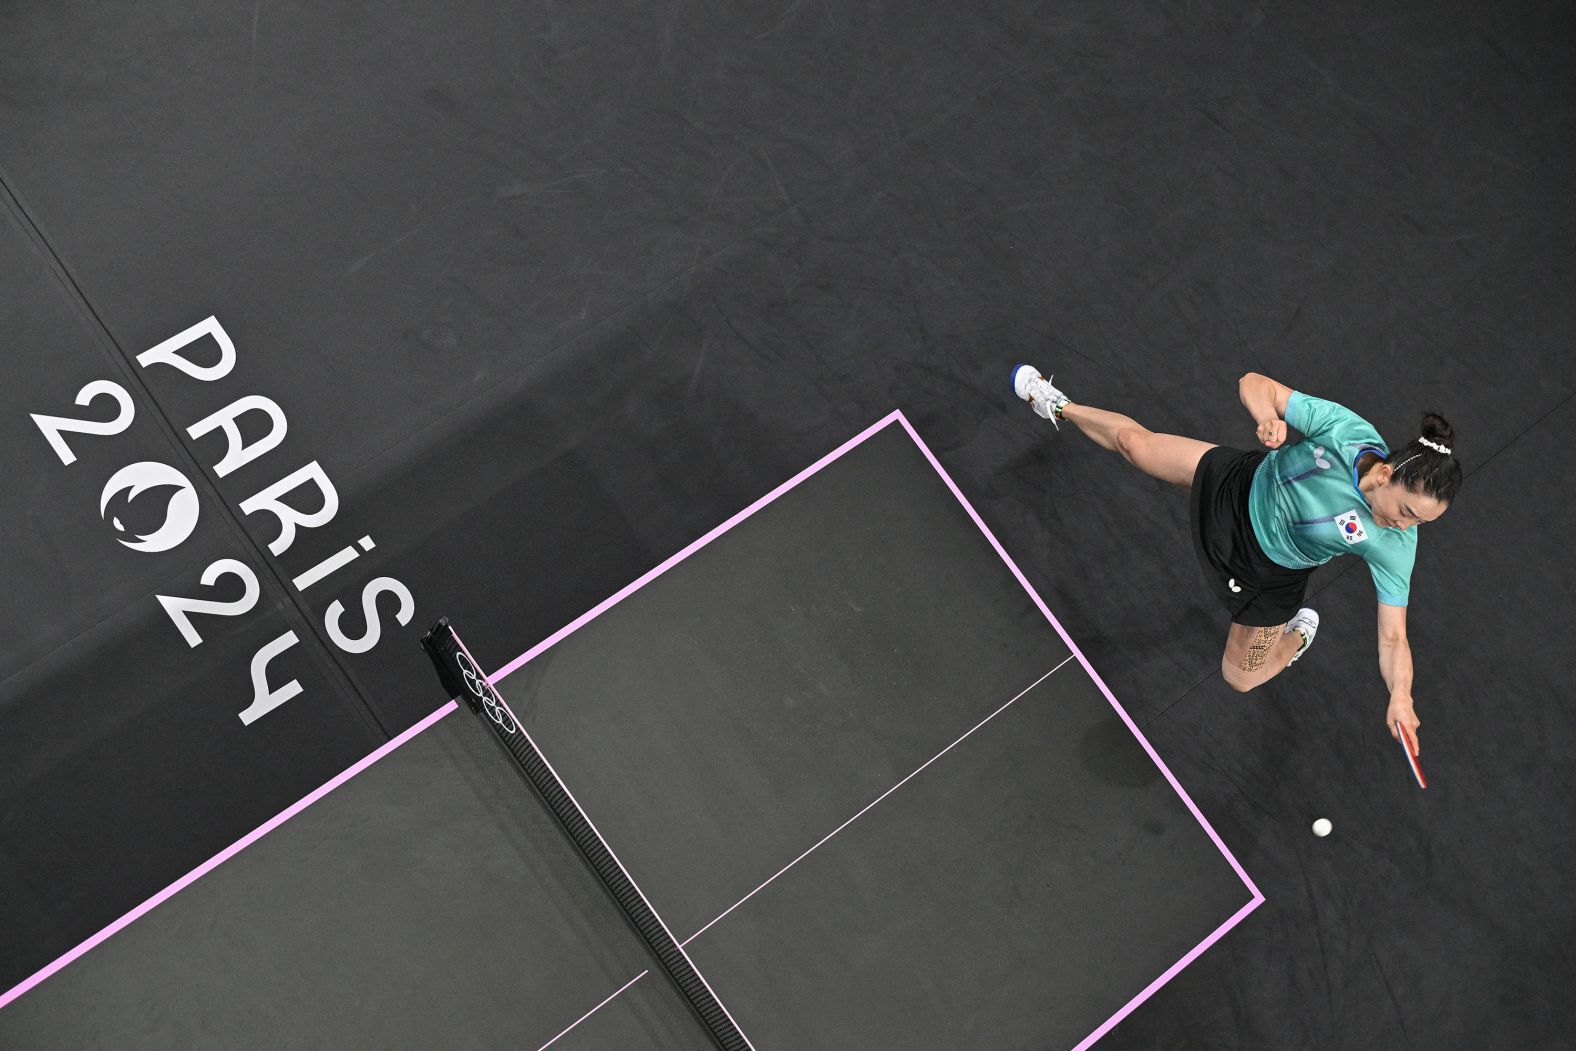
[{"xmin": 1238, "ymin": 626, "xmax": 1283, "ymax": 673}]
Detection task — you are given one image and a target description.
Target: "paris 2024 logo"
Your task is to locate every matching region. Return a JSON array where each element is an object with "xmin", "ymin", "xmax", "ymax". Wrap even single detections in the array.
[{"xmin": 30, "ymin": 316, "xmax": 416, "ymax": 726}]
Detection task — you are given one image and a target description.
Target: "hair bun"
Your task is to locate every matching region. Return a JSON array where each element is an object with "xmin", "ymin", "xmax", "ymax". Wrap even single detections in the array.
[{"xmin": 1420, "ymin": 411, "xmax": 1454, "ymax": 447}]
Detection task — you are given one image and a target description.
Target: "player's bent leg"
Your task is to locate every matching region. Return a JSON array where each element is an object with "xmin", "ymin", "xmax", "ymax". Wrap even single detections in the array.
[
  {"xmin": 1115, "ymin": 429, "xmax": 1217, "ymax": 489},
  {"xmin": 1220, "ymin": 621, "xmax": 1293, "ymax": 693}
]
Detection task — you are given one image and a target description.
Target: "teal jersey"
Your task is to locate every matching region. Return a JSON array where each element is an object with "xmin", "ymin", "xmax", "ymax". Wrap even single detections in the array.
[{"xmin": 1247, "ymin": 392, "xmax": 1418, "ymax": 606}]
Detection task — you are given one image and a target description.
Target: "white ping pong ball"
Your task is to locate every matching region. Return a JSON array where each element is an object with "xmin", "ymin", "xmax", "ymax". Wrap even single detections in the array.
[{"xmin": 1312, "ymin": 818, "xmax": 1333, "ymax": 838}]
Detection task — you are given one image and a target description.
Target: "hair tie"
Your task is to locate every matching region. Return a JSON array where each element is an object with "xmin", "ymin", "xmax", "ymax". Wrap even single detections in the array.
[{"xmin": 1419, "ymin": 437, "xmax": 1451, "ymax": 455}]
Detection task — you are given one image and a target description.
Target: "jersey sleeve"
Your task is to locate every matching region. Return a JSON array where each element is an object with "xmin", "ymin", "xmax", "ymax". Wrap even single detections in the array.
[
  {"xmin": 1285, "ymin": 391, "xmax": 1382, "ymax": 448},
  {"xmin": 1368, "ymin": 541, "xmax": 1416, "ymax": 607}
]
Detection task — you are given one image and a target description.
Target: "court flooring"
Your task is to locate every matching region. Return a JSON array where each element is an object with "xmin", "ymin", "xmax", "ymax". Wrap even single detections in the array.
[{"xmin": 3, "ymin": 2, "xmax": 1571, "ymax": 1047}]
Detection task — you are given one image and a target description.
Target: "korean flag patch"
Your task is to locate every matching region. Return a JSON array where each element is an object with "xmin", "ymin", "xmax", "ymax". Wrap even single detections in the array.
[{"xmin": 1335, "ymin": 509, "xmax": 1369, "ymax": 545}]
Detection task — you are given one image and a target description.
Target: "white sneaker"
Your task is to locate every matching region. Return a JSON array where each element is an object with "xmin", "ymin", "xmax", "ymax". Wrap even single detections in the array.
[
  {"xmin": 1284, "ymin": 608, "xmax": 1320, "ymax": 663},
  {"xmin": 1011, "ymin": 365, "xmax": 1070, "ymax": 427}
]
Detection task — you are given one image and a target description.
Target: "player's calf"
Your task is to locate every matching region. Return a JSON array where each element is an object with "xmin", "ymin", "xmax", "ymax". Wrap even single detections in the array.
[
  {"xmin": 1221, "ymin": 614, "xmax": 1316, "ymax": 692},
  {"xmin": 1221, "ymin": 624, "xmax": 1287, "ymax": 693}
]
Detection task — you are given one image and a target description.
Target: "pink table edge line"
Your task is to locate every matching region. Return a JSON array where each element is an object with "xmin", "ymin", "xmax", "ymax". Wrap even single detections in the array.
[
  {"xmin": 1070, "ymin": 895, "xmax": 1264, "ymax": 1051},
  {"xmin": 0, "ymin": 701, "xmax": 459, "ymax": 1013},
  {"xmin": 891, "ymin": 412, "xmax": 1265, "ymax": 900},
  {"xmin": 896, "ymin": 411, "xmax": 1267, "ymax": 1047},
  {"xmin": 489, "ymin": 410, "xmax": 910, "ymax": 682},
  {"xmin": 484, "ymin": 409, "xmax": 1266, "ymax": 1044},
  {"xmin": 490, "ymin": 409, "xmax": 1263, "ymax": 901},
  {"xmin": 2, "ymin": 407, "xmax": 1265, "ymax": 1037}
]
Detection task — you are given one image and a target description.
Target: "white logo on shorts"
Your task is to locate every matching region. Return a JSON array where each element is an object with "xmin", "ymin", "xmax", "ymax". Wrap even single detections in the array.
[{"xmin": 1228, "ymin": 578, "xmax": 1243, "ymax": 593}]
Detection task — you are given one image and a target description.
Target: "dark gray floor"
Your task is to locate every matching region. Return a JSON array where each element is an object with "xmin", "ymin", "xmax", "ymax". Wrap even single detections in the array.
[{"xmin": 3, "ymin": 0, "xmax": 1573, "ymax": 1046}]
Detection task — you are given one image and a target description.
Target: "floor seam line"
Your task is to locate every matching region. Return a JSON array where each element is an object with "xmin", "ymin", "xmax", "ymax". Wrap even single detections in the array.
[{"xmin": 0, "ymin": 166, "xmax": 393, "ymax": 740}]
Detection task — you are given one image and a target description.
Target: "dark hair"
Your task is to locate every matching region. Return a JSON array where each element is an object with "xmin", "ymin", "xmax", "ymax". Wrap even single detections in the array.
[{"xmin": 1388, "ymin": 412, "xmax": 1462, "ymax": 504}]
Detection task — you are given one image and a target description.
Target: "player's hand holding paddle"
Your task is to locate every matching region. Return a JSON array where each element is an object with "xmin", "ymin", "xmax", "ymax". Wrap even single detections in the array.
[
  {"xmin": 1388, "ymin": 693, "xmax": 1426, "ymax": 788},
  {"xmin": 1256, "ymin": 417, "xmax": 1287, "ymax": 448},
  {"xmin": 1386, "ymin": 693, "xmax": 1421, "ymax": 755}
]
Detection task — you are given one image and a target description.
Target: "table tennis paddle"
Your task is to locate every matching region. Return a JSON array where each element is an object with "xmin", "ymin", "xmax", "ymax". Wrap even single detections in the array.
[{"xmin": 1396, "ymin": 725, "xmax": 1427, "ymax": 789}]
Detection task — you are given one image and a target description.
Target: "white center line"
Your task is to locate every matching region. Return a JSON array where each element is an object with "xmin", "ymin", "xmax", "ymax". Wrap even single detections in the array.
[
  {"xmin": 522, "ymin": 654, "xmax": 1075, "ymax": 1050},
  {"xmin": 535, "ymin": 971, "xmax": 650, "ymax": 1051},
  {"xmin": 682, "ymin": 654, "xmax": 1076, "ymax": 947}
]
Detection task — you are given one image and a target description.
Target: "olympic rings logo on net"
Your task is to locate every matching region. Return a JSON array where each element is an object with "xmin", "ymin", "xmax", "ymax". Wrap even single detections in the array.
[{"xmin": 455, "ymin": 651, "xmax": 519, "ymax": 735}]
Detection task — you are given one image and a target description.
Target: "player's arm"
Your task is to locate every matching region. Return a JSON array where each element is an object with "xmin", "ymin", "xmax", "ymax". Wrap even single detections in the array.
[
  {"xmin": 1377, "ymin": 602, "xmax": 1421, "ymax": 752},
  {"xmin": 1237, "ymin": 373, "xmax": 1295, "ymax": 448}
]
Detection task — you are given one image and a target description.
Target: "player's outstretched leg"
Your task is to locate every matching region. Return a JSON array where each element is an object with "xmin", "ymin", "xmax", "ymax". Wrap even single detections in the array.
[{"xmin": 1012, "ymin": 364, "xmax": 1215, "ymax": 489}]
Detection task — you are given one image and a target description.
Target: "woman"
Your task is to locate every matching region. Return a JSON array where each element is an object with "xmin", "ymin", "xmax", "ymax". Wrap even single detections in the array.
[{"xmin": 1012, "ymin": 366, "xmax": 1462, "ymax": 754}]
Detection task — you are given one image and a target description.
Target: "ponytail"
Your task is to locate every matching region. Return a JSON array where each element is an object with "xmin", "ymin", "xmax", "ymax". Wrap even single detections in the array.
[{"xmin": 1388, "ymin": 412, "xmax": 1462, "ymax": 503}]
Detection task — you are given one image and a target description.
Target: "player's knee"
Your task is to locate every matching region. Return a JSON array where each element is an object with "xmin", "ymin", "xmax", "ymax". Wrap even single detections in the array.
[
  {"xmin": 1221, "ymin": 663, "xmax": 1259, "ymax": 694},
  {"xmin": 1116, "ymin": 426, "xmax": 1148, "ymax": 460}
]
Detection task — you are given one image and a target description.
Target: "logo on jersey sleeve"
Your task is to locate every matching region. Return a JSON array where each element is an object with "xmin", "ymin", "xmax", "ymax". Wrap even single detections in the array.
[{"xmin": 1334, "ymin": 509, "xmax": 1369, "ymax": 545}]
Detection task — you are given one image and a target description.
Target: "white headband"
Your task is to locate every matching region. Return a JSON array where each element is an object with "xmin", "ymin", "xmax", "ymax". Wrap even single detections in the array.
[{"xmin": 1392, "ymin": 437, "xmax": 1452, "ymax": 474}]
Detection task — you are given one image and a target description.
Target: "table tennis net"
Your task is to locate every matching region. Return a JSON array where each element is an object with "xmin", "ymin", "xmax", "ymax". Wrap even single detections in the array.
[{"xmin": 420, "ymin": 617, "xmax": 751, "ymax": 1051}]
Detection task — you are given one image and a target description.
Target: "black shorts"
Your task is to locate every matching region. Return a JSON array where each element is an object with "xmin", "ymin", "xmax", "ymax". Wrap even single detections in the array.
[{"xmin": 1189, "ymin": 447, "xmax": 1314, "ymax": 627}]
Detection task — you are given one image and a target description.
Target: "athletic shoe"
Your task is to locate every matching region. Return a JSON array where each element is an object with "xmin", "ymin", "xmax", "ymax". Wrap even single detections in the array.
[
  {"xmin": 1011, "ymin": 365, "xmax": 1070, "ymax": 427},
  {"xmin": 1284, "ymin": 608, "xmax": 1320, "ymax": 664}
]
